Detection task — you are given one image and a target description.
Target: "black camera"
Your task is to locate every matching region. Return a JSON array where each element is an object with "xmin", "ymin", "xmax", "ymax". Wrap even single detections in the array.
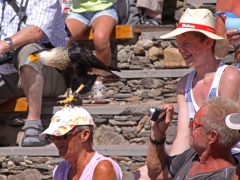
[
  {"xmin": 0, "ymin": 51, "xmax": 14, "ymax": 65},
  {"xmin": 149, "ymin": 107, "xmax": 166, "ymax": 122}
]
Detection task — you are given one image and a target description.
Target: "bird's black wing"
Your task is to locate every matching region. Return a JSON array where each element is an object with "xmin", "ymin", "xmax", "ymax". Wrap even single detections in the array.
[
  {"xmin": 62, "ymin": 65, "xmax": 73, "ymax": 89},
  {"xmin": 68, "ymin": 44, "xmax": 121, "ymax": 80}
]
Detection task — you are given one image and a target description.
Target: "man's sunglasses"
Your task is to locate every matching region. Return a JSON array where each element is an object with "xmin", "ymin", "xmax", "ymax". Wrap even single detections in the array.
[{"xmin": 188, "ymin": 118, "xmax": 203, "ymax": 130}]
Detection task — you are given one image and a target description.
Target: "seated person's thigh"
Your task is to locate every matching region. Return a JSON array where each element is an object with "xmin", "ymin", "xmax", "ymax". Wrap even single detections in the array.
[{"xmin": 14, "ymin": 43, "xmax": 67, "ymax": 97}]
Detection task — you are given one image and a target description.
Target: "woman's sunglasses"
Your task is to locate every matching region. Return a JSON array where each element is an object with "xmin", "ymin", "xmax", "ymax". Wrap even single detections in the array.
[{"xmin": 46, "ymin": 129, "xmax": 84, "ymax": 141}]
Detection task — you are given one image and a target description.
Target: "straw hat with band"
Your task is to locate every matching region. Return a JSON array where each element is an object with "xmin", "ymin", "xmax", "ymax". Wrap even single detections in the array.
[
  {"xmin": 40, "ymin": 106, "xmax": 94, "ymax": 137},
  {"xmin": 161, "ymin": 8, "xmax": 229, "ymax": 57}
]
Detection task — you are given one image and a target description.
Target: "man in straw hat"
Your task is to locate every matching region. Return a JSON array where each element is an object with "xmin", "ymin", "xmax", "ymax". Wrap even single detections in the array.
[
  {"xmin": 40, "ymin": 106, "xmax": 122, "ymax": 180},
  {"xmin": 167, "ymin": 7, "xmax": 240, "ymax": 156},
  {"xmin": 135, "ymin": 8, "xmax": 240, "ymax": 180},
  {"xmin": 147, "ymin": 97, "xmax": 240, "ymax": 180}
]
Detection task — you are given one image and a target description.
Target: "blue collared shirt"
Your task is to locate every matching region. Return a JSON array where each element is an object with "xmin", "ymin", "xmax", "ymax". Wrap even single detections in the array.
[{"xmin": 0, "ymin": 0, "xmax": 68, "ymax": 74}]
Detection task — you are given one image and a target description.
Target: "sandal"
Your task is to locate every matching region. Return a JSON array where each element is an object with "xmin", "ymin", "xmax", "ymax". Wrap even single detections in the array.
[
  {"xmin": 143, "ymin": 16, "xmax": 162, "ymax": 26},
  {"xmin": 21, "ymin": 124, "xmax": 50, "ymax": 147}
]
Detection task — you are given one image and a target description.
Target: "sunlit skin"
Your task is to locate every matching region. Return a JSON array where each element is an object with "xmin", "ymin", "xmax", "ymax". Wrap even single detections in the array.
[
  {"xmin": 52, "ymin": 129, "xmax": 117, "ymax": 180},
  {"xmin": 176, "ymin": 33, "xmax": 215, "ymax": 68},
  {"xmin": 189, "ymin": 106, "xmax": 208, "ymax": 154},
  {"xmin": 170, "ymin": 31, "xmax": 240, "ymax": 157}
]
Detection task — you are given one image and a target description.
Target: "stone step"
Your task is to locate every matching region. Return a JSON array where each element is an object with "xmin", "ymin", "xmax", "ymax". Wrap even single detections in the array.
[
  {"xmin": 42, "ymin": 103, "xmax": 178, "ymax": 115},
  {"xmin": 0, "ymin": 144, "xmax": 171, "ymax": 156},
  {"xmin": 115, "ymin": 69, "xmax": 191, "ymax": 78}
]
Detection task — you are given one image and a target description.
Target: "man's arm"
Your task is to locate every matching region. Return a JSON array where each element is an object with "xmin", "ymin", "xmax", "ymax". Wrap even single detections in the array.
[
  {"xmin": 146, "ymin": 104, "xmax": 174, "ymax": 180},
  {"xmin": 92, "ymin": 160, "xmax": 117, "ymax": 180},
  {"xmin": 0, "ymin": 25, "xmax": 43, "ymax": 54}
]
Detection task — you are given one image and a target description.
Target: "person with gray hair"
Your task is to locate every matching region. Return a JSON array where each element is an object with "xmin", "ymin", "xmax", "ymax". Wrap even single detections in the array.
[
  {"xmin": 40, "ymin": 106, "xmax": 122, "ymax": 180},
  {"xmin": 147, "ymin": 97, "xmax": 240, "ymax": 180}
]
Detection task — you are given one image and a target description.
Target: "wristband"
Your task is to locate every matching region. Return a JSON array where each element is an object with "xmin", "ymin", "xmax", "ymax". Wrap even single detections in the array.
[{"xmin": 150, "ymin": 136, "xmax": 166, "ymax": 145}]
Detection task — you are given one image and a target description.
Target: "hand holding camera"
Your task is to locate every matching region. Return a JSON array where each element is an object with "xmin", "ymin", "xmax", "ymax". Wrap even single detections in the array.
[{"xmin": 149, "ymin": 107, "xmax": 166, "ymax": 122}]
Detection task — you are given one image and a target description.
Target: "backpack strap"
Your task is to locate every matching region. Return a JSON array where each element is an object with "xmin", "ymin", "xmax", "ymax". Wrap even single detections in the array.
[{"xmin": 6, "ymin": 0, "xmax": 29, "ymax": 31}]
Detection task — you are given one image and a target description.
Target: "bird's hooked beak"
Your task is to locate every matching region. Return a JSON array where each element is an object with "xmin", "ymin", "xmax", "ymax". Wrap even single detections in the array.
[{"xmin": 26, "ymin": 53, "xmax": 40, "ymax": 65}]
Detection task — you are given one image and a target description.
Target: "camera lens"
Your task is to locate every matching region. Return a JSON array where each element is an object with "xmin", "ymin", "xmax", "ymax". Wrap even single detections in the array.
[{"xmin": 0, "ymin": 52, "xmax": 13, "ymax": 65}]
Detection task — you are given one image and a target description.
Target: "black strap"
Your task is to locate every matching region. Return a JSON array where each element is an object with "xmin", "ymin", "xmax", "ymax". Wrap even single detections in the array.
[
  {"xmin": 149, "ymin": 136, "xmax": 166, "ymax": 145},
  {"xmin": 65, "ymin": 23, "xmax": 72, "ymax": 38},
  {"xmin": 6, "ymin": 0, "xmax": 29, "ymax": 31}
]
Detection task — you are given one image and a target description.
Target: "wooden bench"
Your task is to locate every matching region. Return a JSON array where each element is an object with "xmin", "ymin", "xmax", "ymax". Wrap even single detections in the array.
[
  {"xmin": 0, "ymin": 97, "xmax": 84, "ymax": 113},
  {"xmin": 0, "ymin": 97, "xmax": 28, "ymax": 112},
  {"xmin": 186, "ymin": 0, "xmax": 216, "ymax": 3},
  {"xmin": 78, "ymin": 25, "xmax": 134, "ymax": 40}
]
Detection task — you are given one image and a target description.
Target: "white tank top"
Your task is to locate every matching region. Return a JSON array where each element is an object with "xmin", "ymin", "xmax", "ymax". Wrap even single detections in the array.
[
  {"xmin": 53, "ymin": 151, "xmax": 123, "ymax": 180},
  {"xmin": 185, "ymin": 61, "xmax": 227, "ymax": 119}
]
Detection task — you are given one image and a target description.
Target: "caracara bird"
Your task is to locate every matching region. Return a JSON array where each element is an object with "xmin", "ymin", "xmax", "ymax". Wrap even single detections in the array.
[{"xmin": 26, "ymin": 44, "xmax": 121, "ymax": 105}]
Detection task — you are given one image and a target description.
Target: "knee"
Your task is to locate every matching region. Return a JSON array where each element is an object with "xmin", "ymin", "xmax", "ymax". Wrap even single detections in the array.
[
  {"xmin": 20, "ymin": 65, "xmax": 32, "ymax": 73},
  {"xmin": 93, "ymin": 31, "xmax": 110, "ymax": 50}
]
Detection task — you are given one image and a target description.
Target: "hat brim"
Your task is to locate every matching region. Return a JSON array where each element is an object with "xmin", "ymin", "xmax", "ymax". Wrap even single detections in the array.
[
  {"xmin": 161, "ymin": 28, "xmax": 225, "ymax": 40},
  {"xmin": 39, "ymin": 122, "xmax": 75, "ymax": 138}
]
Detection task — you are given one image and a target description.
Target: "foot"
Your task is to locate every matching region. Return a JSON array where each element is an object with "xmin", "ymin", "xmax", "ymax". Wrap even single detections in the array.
[
  {"xmin": 21, "ymin": 121, "xmax": 50, "ymax": 147},
  {"xmin": 142, "ymin": 16, "xmax": 162, "ymax": 26},
  {"xmin": 58, "ymin": 95, "xmax": 76, "ymax": 104},
  {"xmin": 83, "ymin": 81, "xmax": 106, "ymax": 99}
]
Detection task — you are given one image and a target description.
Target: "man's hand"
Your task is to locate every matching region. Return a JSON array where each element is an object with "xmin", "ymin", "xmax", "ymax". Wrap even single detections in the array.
[
  {"xmin": 147, "ymin": 104, "xmax": 174, "ymax": 180},
  {"xmin": 150, "ymin": 104, "xmax": 174, "ymax": 141}
]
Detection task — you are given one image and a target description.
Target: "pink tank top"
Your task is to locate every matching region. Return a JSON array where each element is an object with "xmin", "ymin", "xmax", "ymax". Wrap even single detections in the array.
[{"xmin": 53, "ymin": 151, "xmax": 122, "ymax": 180}]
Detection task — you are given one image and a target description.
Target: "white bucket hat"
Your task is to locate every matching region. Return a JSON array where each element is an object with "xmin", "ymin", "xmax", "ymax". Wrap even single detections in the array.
[{"xmin": 40, "ymin": 106, "xmax": 94, "ymax": 136}]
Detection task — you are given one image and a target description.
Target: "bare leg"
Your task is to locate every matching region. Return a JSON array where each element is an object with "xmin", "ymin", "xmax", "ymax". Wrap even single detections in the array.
[
  {"xmin": 20, "ymin": 65, "xmax": 47, "ymax": 146},
  {"xmin": 66, "ymin": 18, "xmax": 89, "ymax": 44},
  {"xmin": 143, "ymin": 8, "xmax": 162, "ymax": 20},
  {"xmin": 92, "ymin": 15, "xmax": 116, "ymax": 81},
  {"xmin": 20, "ymin": 65, "xmax": 43, "ymax": 120}
]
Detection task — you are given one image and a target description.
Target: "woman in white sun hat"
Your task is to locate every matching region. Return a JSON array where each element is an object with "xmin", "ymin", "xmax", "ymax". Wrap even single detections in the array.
[
  {"xmin": 40, "ymin": 106, "xmax": 122, "ymax": 180},
  {"xmin": 135, "ymin": 8, "xmax": 240, "ymax": 180}
]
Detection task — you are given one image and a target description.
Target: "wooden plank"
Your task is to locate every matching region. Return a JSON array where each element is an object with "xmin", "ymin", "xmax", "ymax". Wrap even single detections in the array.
[
  {"xmin": 78, "ymin": 25, "xmax": 133, "ymax": 40},
  {"xmin": 0, "ymin": 97, "xmax": 28, "ymax": 112},
  {"xmin": 186, "ymin": 0, "xmax": 216, "ymax": 3},
  {"xmin": 133, "ymin": 24, "xmax": 176, "ymax": 33}
]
